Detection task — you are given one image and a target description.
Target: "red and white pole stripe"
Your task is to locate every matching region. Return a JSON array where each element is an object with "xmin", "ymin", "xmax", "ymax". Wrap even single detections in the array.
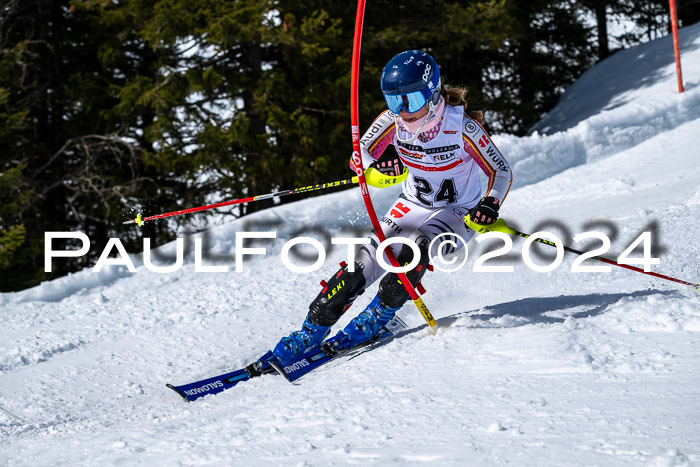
[{"xmin": 349, "ymin": 0, "xmax": 437, "ymax": 331}]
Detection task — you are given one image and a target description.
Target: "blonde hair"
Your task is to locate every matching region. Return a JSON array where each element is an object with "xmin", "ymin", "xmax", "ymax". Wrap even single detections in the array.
[{"xmin": 441, "ymin": 84, "xmax": 484, "ymax": 124}]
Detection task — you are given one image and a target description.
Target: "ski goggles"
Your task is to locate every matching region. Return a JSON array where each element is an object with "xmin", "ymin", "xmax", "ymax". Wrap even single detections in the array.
[{"xmin": 383, "ymin": 88, "xmax": 433, "ymax": 114}]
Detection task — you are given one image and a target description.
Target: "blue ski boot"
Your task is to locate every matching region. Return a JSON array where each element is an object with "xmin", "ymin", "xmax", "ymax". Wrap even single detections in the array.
[
  {"xmin": 272, "ymin": 316, "xmax": 331, "ymax": 362},
  {"xmin": 324, "ymin": 295, "xmax": 400, "ymax": 353}
]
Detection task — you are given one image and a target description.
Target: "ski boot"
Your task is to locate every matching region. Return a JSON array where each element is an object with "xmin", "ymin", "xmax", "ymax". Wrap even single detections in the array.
[
  {"xmin": 271, "ymin": 316, "xmax": 331, "ymax": 362},
  {"xmin": 324, "ymin": 295, "xmax": 400, "ymax": 353},
  {"xmin": 324, "ymin": 232, "xmax": 430, "ymax": 353}
]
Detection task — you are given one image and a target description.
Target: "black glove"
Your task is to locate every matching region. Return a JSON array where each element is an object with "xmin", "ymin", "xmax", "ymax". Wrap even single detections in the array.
[
  {"xmin": 370, "ymin": 157, "xmax": 403, "ymax": 177},
  {"xmin": 469, "ymin": 196, "xmax": 500, "ymax": 224}
]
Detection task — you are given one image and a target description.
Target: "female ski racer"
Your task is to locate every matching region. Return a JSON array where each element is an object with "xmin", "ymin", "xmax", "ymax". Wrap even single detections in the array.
[{"xmin": 251, "ymin": 50, "xmax": 512, "ymax": 371}]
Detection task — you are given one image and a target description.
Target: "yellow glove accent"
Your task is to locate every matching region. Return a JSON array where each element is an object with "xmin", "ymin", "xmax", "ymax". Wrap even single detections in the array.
[{"xmin": 364, "ymin": 166, "xmax": 409, "ymax": 188}]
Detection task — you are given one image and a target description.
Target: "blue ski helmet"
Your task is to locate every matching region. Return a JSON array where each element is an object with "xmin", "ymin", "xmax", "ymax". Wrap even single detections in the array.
[{"xmin": 380, "ymin": 50, "xmax": 441, "ymax": 115}]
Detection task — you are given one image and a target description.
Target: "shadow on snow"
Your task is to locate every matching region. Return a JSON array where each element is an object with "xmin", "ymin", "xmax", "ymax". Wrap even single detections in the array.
[{"xmin": 384, "ymin": 289, "xmax": 684, "ymax": 345}]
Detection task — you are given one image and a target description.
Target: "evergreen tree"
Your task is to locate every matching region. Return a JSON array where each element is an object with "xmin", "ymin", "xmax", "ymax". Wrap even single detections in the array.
[
  {"xmin": 677, "ymin": 0, "xmax": 700, "ymax": 26},
  {"xmin": 2, "ymin": 0, "xmax": 692, "ymax": 291},
  {"xmin": 0, "ymin": 0, "xmax": 179, "ymax": 290},
  {"xmin": 579, "ymin": 0, "xmax": 615, "ymax": 60},
  {"xmin": 0, "ymin": 165, "xmax": 31, "ymax": 272},
  {"xmin": 484, "ymin": 0, "xmax": 595, "ymax": 134}
]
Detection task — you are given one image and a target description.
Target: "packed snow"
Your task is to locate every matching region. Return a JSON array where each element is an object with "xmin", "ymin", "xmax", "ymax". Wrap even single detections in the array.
[{"xmin": 2, "ymin": 23, "xmax": 700, "ymax": 466}]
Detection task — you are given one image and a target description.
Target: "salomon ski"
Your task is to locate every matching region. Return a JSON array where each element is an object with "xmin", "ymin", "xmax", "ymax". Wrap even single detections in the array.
[
  {"xmin": 166, "ymin": 363, "xmax": 274, "ymax": 402},
  {"xmin": 167, "ymin": 316, "xmax": 408, "ymax": 401}
]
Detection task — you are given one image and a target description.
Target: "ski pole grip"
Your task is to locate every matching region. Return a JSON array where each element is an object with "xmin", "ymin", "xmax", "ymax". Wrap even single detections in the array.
[{"xmin": 464, "ymin": 215, "xmax": 516, "ymax": 236}]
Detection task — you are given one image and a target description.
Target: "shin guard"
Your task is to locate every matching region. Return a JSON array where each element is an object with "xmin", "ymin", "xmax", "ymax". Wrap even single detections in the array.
[{"xmin": 307, "ymin": 261, "xmax": 367, "ymax": 327}]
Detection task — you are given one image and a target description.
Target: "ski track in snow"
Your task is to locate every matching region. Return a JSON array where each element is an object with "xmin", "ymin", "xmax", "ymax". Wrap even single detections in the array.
[{"xmin": 2, "ymin": 23, "xmax": 700, "ymax": 467}]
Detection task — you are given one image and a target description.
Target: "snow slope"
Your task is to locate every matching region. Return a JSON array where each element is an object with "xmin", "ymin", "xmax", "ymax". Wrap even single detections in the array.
[{"xmin": 2, "ymin": 24, "xmax": 700, "ymax": 466}]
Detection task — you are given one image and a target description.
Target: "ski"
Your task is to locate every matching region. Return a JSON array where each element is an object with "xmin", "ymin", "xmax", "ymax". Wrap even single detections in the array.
[
  {"xmin": 166, "ymin": 367, "xmax": 262, "ymax": 402},
  {"xmin": 270, "ymin": 316, "xmax": 408, "ymax": 383},
  {"xmin": 167, "ymin": 317, "xmax": 408, "ymax": 401}
]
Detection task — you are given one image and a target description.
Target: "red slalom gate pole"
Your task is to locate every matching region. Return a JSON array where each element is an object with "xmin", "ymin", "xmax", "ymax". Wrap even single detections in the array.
[
  {"xmin": 669, "ymin": 0, "xmax": 684, "ymax": 93},
  {"xmin": 349, "ymin": 0, "xmax": 437, "ymax": 332}
]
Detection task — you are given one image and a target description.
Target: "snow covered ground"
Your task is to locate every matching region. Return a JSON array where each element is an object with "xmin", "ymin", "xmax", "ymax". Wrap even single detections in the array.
[{"xmin": 2, "ymin": 23, "xmax": 700, "ymax": 467}]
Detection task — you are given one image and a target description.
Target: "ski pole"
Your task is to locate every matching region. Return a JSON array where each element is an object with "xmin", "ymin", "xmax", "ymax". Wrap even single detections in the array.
[
  {"xmin": 123, "ymin": 177, "xmax": 360, "ymax": 226},
  {"xmin": 465, "ymin": 216, "xmax": 700, "ymax": 291}
]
